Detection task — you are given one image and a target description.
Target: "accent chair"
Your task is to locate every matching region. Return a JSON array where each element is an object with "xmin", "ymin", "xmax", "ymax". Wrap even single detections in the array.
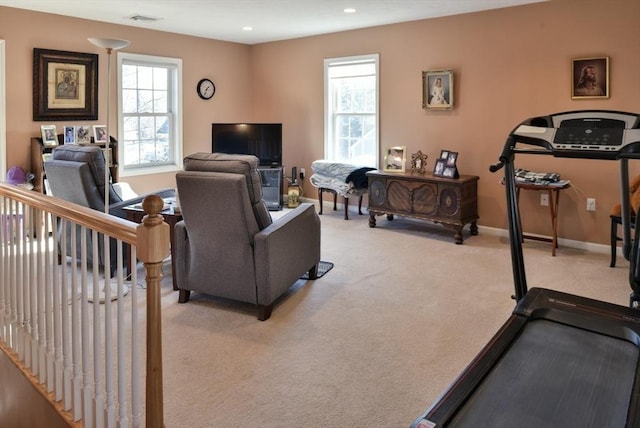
[
  {"xmin": 174, "ymin": 152, "xmax": 321, "ymax": 320},
  {"xmin": 44, "ymin": 144, "xmax": 174, "ymax": 274}
]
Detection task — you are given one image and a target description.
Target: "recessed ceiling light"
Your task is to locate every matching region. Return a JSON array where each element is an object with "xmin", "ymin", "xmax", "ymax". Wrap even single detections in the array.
[
  {"xmin": 344, "ymin": 8, "xmax": 356, "ymax": 13},
  {"xmin": 242, "ymin": 26, "xmax": 253, "ymax": 31}
]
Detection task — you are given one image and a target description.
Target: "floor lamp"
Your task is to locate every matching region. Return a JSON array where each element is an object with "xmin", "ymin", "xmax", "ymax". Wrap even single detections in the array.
[{"xmin": 88, "ymin": 37, "xmax": 131, "ymax": 302}]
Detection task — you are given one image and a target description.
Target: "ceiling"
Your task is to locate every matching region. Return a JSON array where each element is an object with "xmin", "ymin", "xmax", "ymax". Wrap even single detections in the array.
[{"xmin": 0, "ymin": 0, "xmax": 547, "ymax": 45}]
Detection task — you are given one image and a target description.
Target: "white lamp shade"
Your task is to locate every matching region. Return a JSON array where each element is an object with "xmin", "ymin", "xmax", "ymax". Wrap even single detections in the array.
[{"xmin": 88, "ymin": 37, "xmax": 131, "ymax": 50}]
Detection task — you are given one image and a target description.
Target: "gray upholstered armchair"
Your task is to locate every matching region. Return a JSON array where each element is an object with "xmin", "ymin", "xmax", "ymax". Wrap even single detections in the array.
[
  {"xmin": 174, "ymin": 153, "xmax": 321, "ymax": 321},
  {"xmin": 44, "ymin": 144, "xmax": 174, "ymax": 273}
]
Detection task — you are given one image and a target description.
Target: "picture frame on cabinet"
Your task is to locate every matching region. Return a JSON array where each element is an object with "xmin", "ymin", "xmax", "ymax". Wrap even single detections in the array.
[
  {"xmin": 64, "ymin": 126, "xmax": 76, "ymax": 144},
  {"xmin": 423, "ymin": 69, "xmax": 453, "ymax": 110},
  {"xmin": 410, "ymin": 150, "xmax": 428, "ymax": 175},
  {"xmin": 33, "ymin": 48, "xmax": 99, "ymax": 121},
  {"xmin": 76, "ymin": 125, "xmax": 90, "ymax": 144},
  {"xmin": 433, "ymin": 159, "xmax": 446, "ymax": 177},
  {"xmin": 384, "ymin": 146, "xmax": 407, "ymax": 172},
  {"xmin": 40, "ymin": 125, "xmax": 58, "ymax": 146},
  {"xmin": 93, "ymin": 125, "xmax": 108, "ymax": 143}
]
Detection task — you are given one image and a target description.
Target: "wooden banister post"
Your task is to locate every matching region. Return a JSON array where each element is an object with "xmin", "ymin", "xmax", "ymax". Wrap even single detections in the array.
[{"xmin": 136, "ymin": 195, "xmax": 170, "ymax": 428}]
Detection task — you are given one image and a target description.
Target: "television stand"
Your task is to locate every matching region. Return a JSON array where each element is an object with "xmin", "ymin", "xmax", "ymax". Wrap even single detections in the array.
[{"xmin": 258, "ymin": 166, "xmax": 283, "ymax": 210}]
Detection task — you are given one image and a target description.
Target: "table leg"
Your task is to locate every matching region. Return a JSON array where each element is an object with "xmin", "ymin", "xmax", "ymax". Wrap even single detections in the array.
[{"xmin": 549, "ymin": 189, "xmax": 560, "ymax": 256}]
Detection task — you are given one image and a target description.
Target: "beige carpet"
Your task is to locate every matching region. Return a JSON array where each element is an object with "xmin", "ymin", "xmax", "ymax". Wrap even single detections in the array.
[{"xmin": 155, "ymin": 206, "xmax": 630, "ymax": 427}]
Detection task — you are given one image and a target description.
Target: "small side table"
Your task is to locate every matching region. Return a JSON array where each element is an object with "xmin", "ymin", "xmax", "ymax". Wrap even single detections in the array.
[
  {"xmin": 123, "ymin": 203, "xmax": 183, "ymax": 290},
  {"xmin": 516, "ymin": 181, "xmax": 571, "ymax": 256}
]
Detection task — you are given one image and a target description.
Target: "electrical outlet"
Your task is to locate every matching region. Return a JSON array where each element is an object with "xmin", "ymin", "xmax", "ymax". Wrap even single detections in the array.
[
  {"xmin": 587, "ymin": 198, "xmax": 596, "ymax": 211},
  {"xmin": 540, "ymin": 194, "xmax": 549, "ymax": 206},
  {"xmin": 300, "ymin": 168, "xmax": 305, "ymax": 180}
]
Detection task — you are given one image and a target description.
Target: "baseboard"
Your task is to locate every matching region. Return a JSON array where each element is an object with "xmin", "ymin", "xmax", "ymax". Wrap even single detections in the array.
[
  {"xmin": 477, "ymin": 225, "xmax": 610, "ymax": 254},
  {"xmin": 301, "ymin": 197, "xmax": 612, "ymax": 254}
]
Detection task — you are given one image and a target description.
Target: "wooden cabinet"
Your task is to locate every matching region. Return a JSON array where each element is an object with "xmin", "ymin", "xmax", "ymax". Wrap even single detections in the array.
[
  {"xmin": 366, "ymin": 170, "xmax": 479, "ymax": 244},
  {"xmin": 31, "ymin": 135, "xmax": 118, "ymax": 194}
]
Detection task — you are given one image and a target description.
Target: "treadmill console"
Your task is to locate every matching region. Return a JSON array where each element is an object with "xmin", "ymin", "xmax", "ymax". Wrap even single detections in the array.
[{"xmin": 510, "ymin": 110, "xmax": 640, "ymax": 159}]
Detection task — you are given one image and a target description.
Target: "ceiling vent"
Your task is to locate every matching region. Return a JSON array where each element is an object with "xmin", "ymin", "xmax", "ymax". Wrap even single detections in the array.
[{"xmin": 127, "ymin": 14, "xmax": 162, "ymax": 23}]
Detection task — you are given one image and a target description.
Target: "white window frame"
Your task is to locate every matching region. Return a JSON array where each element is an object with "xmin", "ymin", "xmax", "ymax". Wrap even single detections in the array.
[
  {"xmin": 324, "ymin": 53, "xmax": 379, "ymax": 168},
  {"xmin": 117, "ymin": 52, "xmax": 183, "ymax": 177}
]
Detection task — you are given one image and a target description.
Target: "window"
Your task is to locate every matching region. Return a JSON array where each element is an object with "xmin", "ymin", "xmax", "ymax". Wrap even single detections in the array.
[
  {"xmin": 324, "ymin": 54, "xmax": 379, "ymax": 167},
  {"xmin": 118, "ymin": 53, "xmax": 183, "ymax": 176}
]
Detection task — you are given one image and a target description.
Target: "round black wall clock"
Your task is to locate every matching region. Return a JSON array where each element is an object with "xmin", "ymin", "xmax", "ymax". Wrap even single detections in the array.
[{"xmin": 197, "ymin": 78, "xmax": 216, "ymax": 100}]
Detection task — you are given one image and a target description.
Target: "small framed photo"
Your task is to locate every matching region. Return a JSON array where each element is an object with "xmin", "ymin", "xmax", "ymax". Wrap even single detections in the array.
[
  {"xmin": 40, "ymin": 125, "xmax": 58, "ymax": 146},
  {"xmin": 443, "ymin": 166, "xmax": 457, "ymax": 178},
  {"xmin": 422, "ymin": 69, "xmax": 453, "ymax": 110},
  {"xmin": 446, "ymin": 151, "xmax": 458, "ymax": 167},
  {"xmin": 410, "ymin": 150, "xmax": 428, "ymax": 175},
  {"xmin": 63, "ymin": 126, "xmax": 76, "ymax": 144},
  {"xmin": 384, "ymin": 146, "xmax": 407, "ymax": 172},
  {"xmin": 433, "ymin": 159, "xmax": 446, "ymax": 177},
  {"xmin": 76, "ymin": 125, "xmax": 90, "ymax": 144},
  {"xmin": 571, "ymin": 56, "xmax": 609, "ymax": 99},
  {"xmin": 93, "ymin": 125, "xmax": 108, "ymax": 143},
  {"xmin": 439, "ymin": 150, "xmax": 449, "ymax": 160}
]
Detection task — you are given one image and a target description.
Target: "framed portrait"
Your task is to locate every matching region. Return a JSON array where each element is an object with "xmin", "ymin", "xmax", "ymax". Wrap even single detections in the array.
[
  {"xmin": 384, "ymin": 146, "xmax": 407, "ymax": 172},
  {"xmin": 76, "ymin": 125, "xmax": 90, "ymax": 144},
  {"xmin": 446, "ymin": 151, "xmax": 458, "ymax": 167},
  {"xmin": 63, "ymin": 126, "xmax": 76, "ymax": 144},
  {"xmin": 410, "ymin": 150, "xmax": 428, "ymax": 175},
  {"xmin": 443, "ymin": 166, "xmax": 457, "ymax": 178},
  {"xmin": 439, "ymin": 150, "xmax": 449, "ymax": 160},
  {"xmin": 422, "ymin": 69, "xmax": 453, "ymax": 110},
  {"xmin": 571, "ymin": 56, "xmax": 609, "ymax": 99},
  {"xmin": 93, "ymin": 125, "xmax": 108, "ymax": 143},
  {"xmin": 40, "ymin": 125, "xmax": 58, "ymax": 146},
  {"xmin": 33, "ymin": 48, "xmax": 99, "ymax": 121},
  {"xmin": 433, "ymin": 159, "xmax": 446, "ymax": 177}
]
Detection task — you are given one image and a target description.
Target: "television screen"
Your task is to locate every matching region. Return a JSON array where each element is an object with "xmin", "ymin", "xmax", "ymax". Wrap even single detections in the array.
[{"xmin": 211, "ymin": 123, "xmax": 282, "ymax": 166}]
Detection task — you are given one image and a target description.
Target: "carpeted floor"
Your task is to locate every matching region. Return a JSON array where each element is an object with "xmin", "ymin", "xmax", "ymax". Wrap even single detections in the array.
[{"xmin": 154, "ymin": 204, "xmax": 631, "ymax": 427}]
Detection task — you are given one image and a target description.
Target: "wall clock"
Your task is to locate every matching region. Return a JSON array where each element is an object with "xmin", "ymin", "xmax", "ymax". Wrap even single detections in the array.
[{"xmin": 197, "ymin": 78, "xmax": 216, "ymax": 100}]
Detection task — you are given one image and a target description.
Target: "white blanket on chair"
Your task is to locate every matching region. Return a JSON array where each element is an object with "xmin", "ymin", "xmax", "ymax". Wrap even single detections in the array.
[{"xmin": 310, "ymin": 160, "xmax": 369, "ymax": 197}]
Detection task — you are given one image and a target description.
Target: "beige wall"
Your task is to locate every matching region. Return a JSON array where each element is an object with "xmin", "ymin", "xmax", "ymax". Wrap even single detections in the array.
[
  {"xmin": 0, "ymin": 6, "xmax": 253, "ymax": 193},
  {"xmin": 1, "ymin": 0, "xmax": 639, "ymax": 244},
  {"xmin": 251, "ymin": 0, "xmax": 640, "ymax": 245}
]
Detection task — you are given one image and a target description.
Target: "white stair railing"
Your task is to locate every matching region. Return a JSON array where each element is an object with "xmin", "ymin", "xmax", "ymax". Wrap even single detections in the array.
[{"xmin": 0, "ymin": 183, "xmax": 167, "ymax": 427}]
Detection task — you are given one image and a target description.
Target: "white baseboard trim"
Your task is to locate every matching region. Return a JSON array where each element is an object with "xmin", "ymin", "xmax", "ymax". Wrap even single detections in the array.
[
  {"xmin": 301, "ymin": 197, "xmax": 612, "ymax": 254},
  {"xmin": 477, "ymin": 225, "xmax": 610, "ymax": 254}
]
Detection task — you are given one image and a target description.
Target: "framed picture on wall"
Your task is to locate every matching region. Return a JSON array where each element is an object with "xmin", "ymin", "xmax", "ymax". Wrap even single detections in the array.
[
  {"xmin": 422, "ymin": 69, "xmax": 453, "ymax": 110},
  {"xmin": 571, "ymin": 56, "xmax": 609, "ymax": 99},
  {"xmin": 384, "ymin": 146, "xmax": 407, "ymax": 172},
  {"xmin": 33, "ymin": 48, "xmax": 99, "ymax": 121}
]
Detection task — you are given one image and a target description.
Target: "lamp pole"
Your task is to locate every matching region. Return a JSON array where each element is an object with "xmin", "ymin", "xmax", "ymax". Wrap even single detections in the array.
[
  {"xmin": 87, "ymin": 37, "xmax": 130, "ymax": 213},
  {"xmin": 88, "ymin": 37, "xmax": 131, "ymax": 302}
]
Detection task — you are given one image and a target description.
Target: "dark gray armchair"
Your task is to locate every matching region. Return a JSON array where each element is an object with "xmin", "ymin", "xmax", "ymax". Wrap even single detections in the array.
[
  {"xmin": 174, "ymin": 153, "xmax": 321, "ymax": 321},
  {"xmin": 44, "ymin": 144, "xmax": 174, "ymax": 273}
]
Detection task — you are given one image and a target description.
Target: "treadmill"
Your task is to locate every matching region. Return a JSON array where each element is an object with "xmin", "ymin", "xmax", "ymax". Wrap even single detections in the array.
[{"xmin": 411, "ymin": 110, "xmax": 640, "ymax": 428}]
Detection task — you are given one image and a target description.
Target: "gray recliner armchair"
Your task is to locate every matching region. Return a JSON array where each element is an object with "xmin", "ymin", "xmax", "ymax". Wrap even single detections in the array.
[
  {"xmin": 174, "ymin": 153, "xmax": 321, "ymax": 321},
  {"xmin": 44, "ymin": 144, "xmax": 174, "ymax": 273}
]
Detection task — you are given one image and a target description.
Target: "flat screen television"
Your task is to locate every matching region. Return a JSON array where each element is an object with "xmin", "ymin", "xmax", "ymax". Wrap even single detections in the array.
[{"xmin": 211, "ymin": 123, "xmax": 282, "ymax": 167}]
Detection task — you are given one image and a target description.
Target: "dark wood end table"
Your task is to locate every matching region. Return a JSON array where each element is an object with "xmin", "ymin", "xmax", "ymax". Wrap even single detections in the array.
[{"xmin": 123, "ymin": 202, "xmax": 183, "ymax": 290}]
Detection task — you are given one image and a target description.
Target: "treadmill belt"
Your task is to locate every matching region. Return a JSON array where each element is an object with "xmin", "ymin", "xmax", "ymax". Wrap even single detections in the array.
[{"xmin": 450, "ymin": 319, "xmax": 639, "ymax": 428}]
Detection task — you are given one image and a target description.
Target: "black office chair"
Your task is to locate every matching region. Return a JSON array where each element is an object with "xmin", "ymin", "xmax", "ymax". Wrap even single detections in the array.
[{"xmin": 610, "ymin": 213, "xmax": 636, "ymax": 267}]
